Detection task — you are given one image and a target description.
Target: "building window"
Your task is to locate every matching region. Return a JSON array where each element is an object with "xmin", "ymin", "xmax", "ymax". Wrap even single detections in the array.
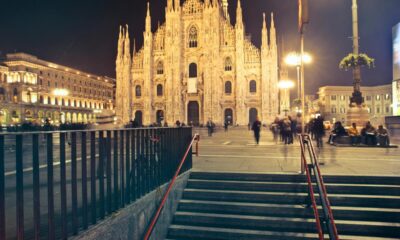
[
  {"xmin": 189, "ymin": 63, "xmax": 197, "ymax": 78},
  {"xmin": 48, "ymin": 97, "xmax": 51, "ymax": 104},
  {"xmin": 376, "ymin": 107, "xmax": 380, "ymax": 114},
  {"xmin": 340, "ymin": 107, "xmax": 346, "ymax": 113},
  {"xmin": 331, "ymin": 95, "xmax": 336, "ymax": 101},
  {"xmin": 366, "ymin": 96, "xmax": 372, "ymax": 101},
  {"xmin": 376, "ymin": 95, "xmax": 380, "ymax": 100},
  {"xmin": 331, "ymin": 107, "xmax": 336, "ymax": 114},
  {"xmin": 367, "ymin": 106, "xmax": 371, "ymax": 113},
  {"xmin": 157, "ymin": 84, "xmax": 163, "ymax": 96},
  {"xmin": 249, "ymin": 80, "xmax": 256, "ymax": 93},
  {"xmin": 188, "ymin": 26, "xmax": 198, "ymax": 48},
  {"xmin": 340, "ymin": 95, "xmax": 345, "ymax": 101},
  {"xmin": 40, "ymin": 96, "xmax": 44, "ymax": 104},
  {"xmin": 157, "ymin": 61, "xmax": 164, "ymax": 75},
  {"xmin": 385, "ymin": 94, "xmax": 391, "ymax": 100},
  {"xmin": 135, "ymin": 85, "xmax": 142, "ymax": 97},
  {"xmin": 225, "ymin": 81, "xmax": 232, "ymax": 94},
  {"xmin": 225, "ymin": 57, "xmax": 232, "ymax": 71},
  {"xmin": 385, "ymin": 106, "xmax": 390, "ymax": 113}
]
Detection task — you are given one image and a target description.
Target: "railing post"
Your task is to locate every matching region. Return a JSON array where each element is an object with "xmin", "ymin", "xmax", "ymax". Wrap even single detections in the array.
[
  {"xmin": 125, "ymin": 130, "xmax": 131, "ymax": 204},
  {"xmin": 32, "ymin": 134, "xmax": 40, "ymax": 240},
  {"xmin": 113, "ymin": 130, "xmax": 119, "ymax": 211},
  {"xmin": 71, "ymin": 132, "xmax": 79, "ymax": 234},
  {"xmin": 119, "ymin": 130, "xmax": 125, "ymax": 208},
  {"xmin": 0, "ymin": 135, "xmax": 4, "ymax": 240},
  {"xmin": 106, "ymin": 131, "xmax": 112, "ymax": 214},
  {"xmin": 81, "ymin": 131, "xmax": 88, "ymax": 230},
  {"xmin": 46, "ymin": 133, "xmax": 55, "ymax": 240},
  {"xmin": 60, "ymin": 132, "xmax": 68, "ymax": 239},
  {"xmin": 131, "ymin": 130, "xmax": 136, "ymax": 201},
  {"xmin": 98, "ymin": 131, "xmax": 105, "ymax": 219},
  {"xmin": 16, "ymin": 135, "xmax": 24, "ymax": 240},
  {"xmin": 90, "ymin": 131, "xmax": 97, "ymax": 224}
]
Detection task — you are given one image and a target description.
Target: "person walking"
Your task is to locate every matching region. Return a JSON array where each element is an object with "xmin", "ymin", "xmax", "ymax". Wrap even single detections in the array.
[
  {"xmin": 251, "ymin": 117, "xmax": 262, "ymax": 145},
  {"xmin": 313, "ymin": 116, "xmax": 325, "ymax": 148},
  {"xmin": 206, "ymin": 118, "xmax": 214, "ymax": 137},
  {"xmin": 282, "ymin": 117, "xmax": 291, "ymax": 145},
  {"xmin": 224, "ymin": 120, "xmax": 229, "ymax": 132}
]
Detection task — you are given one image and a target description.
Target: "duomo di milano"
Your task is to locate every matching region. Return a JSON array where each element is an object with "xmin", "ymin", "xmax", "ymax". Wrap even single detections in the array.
[{"xmin": 116, "ymin": 0, "xmax": 279, "ymax": 126}]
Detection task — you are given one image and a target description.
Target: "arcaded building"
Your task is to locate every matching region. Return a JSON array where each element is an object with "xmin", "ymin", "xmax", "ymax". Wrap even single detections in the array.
[{"xmin": 116, "ymin": 0, "xmax": 279, "ymax": 126}]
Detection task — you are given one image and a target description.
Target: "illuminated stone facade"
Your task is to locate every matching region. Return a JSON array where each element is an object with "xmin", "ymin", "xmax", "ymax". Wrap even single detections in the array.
[
  {"xmin": 116, "ymin": 0, "xmax": 279, "ymax": 126},
  {"xmin": 0, "ymin": 53, "xmax": 115, "ymax": 125}
]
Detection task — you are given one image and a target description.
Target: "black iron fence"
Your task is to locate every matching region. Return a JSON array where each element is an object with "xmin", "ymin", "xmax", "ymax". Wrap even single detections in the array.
[{"xmin": 0, "ymin": 127, "xmax": 193, "ymax": 240}]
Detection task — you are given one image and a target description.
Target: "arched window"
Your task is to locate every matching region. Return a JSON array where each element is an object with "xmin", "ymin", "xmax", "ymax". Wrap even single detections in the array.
[
  {"xmin": 188, "ymin": 26, "xmax": 198, "ymax": 48},
  {"xmin": 157, "ymin": 84, "xmax": 163, "ymax": 96},
  {"xmin": 157, "ymin": 61, "xmax": 164, "ymax": 75},
  {"xmin": 249, "ymin": 80, "xmax": 257, "ymax": 93},
  {"xmin": 225, "ymin": 57, "xmax": 232, "ymax": 71},
  {"xmin": 135, "ymin": 85, "xmax": 142, "ymax": 97},
  {"xmin": 40, "ymin": 96, "xmax": 44, "ymax": 104},
  {"xmin": 225, "ymin": 81, "xmax": 232, "ymax": 94},
  {"xmin": 189, "ymin": 63, "xmax": 197, "ymax": 78}
]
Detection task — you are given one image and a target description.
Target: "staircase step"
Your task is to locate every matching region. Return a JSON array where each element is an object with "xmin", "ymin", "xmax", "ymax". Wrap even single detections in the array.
[
  {"xmin": 328, "ymin": 194, "xmax": 400, "ymax": 209},
  {"xmin": 172, "ymin": 211, "xmax": 318, "ymax": 234},
  {"xmin": 190, "ymin": 171, "xmax": 306, "ymax": 182},
  {"xmin": 177, "ymin": 199, "xmax": 400, "ymax": 223},
  {"xmin": 188, "ymin": 179, "xmax": 400, "ymax": 196},
  {"xmin": 322, "ymin": 175, "xmax": 400, "ymax": 185},
  {"xmin": 167, "ymin": 224, "xmax": 319, "ymax": 240},
  {"xmin": 336, "ymin": 221, "xmax": 400, "ymax": 238}
]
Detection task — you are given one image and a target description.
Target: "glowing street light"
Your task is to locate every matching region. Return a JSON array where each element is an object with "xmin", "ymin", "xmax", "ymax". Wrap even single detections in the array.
[
  {"xmin": 53, "ymin": 88, "xmax": 69, "ymax": 123},
  {"xmin": 278, "ymin": 80, "xmax": 295, "ymax": 116},
  {"xmin": 285, "ymin": 52, "xmax": 312, "ymax": 99}
]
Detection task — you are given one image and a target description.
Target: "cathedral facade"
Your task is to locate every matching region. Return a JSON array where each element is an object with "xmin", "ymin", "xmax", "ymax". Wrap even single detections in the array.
[{"xmin": 116, "ymin": 0, "xmax": 279, "ymax": 126}]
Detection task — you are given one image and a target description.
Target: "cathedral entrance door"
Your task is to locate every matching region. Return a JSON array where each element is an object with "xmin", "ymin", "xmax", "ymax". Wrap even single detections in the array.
[
  {"xmin": 187, "ymin": 101, "xmax": 199, "ymax": 126},
  {"xmin": 249, "ymin": 108, "xmax": 258, "ymax": 125},
  {"xmin": 135, "ymin": 111, "xmax": 143, "ymax": 126},
  {"xmin": 156, "ymin": 110, "xmax": 164, "ymax": 125},
  {"xmin": 224, "ymin": 108, "xmax": 233, "ymax": 125}
]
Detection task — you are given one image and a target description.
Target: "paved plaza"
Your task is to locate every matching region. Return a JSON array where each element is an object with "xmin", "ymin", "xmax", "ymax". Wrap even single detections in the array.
[{"xmin": 193, "ymin": 127, "xmax": 400, "ymax": 176}]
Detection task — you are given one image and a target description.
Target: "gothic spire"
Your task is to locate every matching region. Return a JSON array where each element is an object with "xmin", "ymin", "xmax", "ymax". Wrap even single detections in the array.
[
  {"xmin": 236, "ymin": 0, "xmax": 243, "ymax": 28},
  {"xmin": 174, "ymin": 0, "xmax": 180, "ymax": 10},
  {"xmin": 145, "ymin": 2, "xmax": 151, "ymax": 33},
  {"xmin": 124, "ymin": 25, "xmax": 131, "ymax": 61},
  {"xmin": 167, "ymin": 0, "xmax": 173, "ymax": 12},
  {"xmin": 270, "ymin": 12, "xmax": 277, "ymax": 49},
  {"xmin": 222, "ymin": 0, "xmax": 230, "ymax": 21},
  {"xmin": 205, "ymin": 0, "xmax": 210, "ymax": 8},
  {"xmin": 117, "ymin": 25, "xmax": 124, "ymax": 60},
  {"xmin": 261, "ymin": 13, "xmax": 268, "ymax": 49}
]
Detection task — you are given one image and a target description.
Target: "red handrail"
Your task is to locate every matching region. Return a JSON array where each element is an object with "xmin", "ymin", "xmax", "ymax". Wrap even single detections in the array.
[
  {"xmin": 143, "ymin": 133, "xmax": 200, "ymax": 240},
  {"xmin": 307, "ymin": 136, "xmax": 340, "ymax": 239},
  {"xmin": 299, "ymin": 135, "xmax": 324, "ymax": 240}
]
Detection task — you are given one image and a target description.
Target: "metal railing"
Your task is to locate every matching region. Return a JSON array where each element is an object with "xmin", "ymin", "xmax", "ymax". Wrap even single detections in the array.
[
  {"xmin": 299, "ymin": 134, "xmax": 339, "ymax": 240},
  {"xmin": 0, "ymin": 127, "xmax": 193, "ymax": 240},
  {"xmin": 143, "ymin": 133, "xmax": 200, "ymax": 240}
]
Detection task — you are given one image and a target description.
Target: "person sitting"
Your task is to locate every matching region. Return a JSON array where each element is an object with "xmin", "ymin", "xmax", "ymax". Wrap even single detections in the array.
[
  {"xmin": 347, "ymin": 123, "xmax": 361, "ymax": 145},
  {"xmin": 377, "ymin": 125, "xmax": 390, "ymax": 147},
  {"xmin": 362, "ymin": 122, "xmax": 377, "ymax": 145},
  {"xmin": 328, "ymin": 121, "xmax": 346, "ymax": 144}
]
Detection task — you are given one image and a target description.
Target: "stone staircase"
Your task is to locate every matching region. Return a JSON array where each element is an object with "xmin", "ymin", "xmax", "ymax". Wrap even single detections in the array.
[{"xmin": 166, "ymin": 172, "xmax": 400, "ymax": 240}]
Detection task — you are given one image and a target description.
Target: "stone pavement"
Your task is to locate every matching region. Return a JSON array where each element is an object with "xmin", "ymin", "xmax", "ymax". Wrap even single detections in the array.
[{"xmin": 192, "ymin": 126, "xmax": 400, "ymax": 176}]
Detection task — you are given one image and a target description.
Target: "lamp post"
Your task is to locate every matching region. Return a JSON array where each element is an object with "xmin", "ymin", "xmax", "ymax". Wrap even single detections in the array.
[
  {"xmin": 278, "ymin": 80, "xmax": 295, "ymax": 116},
  {"xmin": 285, "ymin": 52, "xmax": 312, "ymax": 134},
  {"xmin": 52, "ymin": 88, "xmax": 69, "ymax": 124}
]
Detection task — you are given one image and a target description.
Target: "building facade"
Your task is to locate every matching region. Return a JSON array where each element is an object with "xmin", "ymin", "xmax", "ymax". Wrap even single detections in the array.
[
  {"xmin": 317, "ymin": 85, "xmax": 393, "ymax": 126},
  {"xmin": 115, "ymin": 0, "xmax": 279, "ymax": 126},
  {"xmin": 0, "ymin": 53, "xmax": 115, "ymax": 125}
]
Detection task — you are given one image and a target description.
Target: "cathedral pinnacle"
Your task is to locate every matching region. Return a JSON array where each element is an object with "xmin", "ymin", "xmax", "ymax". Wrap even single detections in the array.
[
  {"xmin": 262, "ymin": 13, "xmax": 268, "ymax": 49},
  {"xmin": 174, "ymin": 0, "xmax": 180, "ymax": 10},
  {"xmin": 145, "ymin": 2, "xmax": 151, "ymax": 33},
  {"xmin": 270, "ymin": 12, "xmax": 277, "ymax": 48},
  {"xmin": 124, "ymin": 25, "xmax": 131, "ymax": 60},
  {"xmin": 236, "ymin": 0, "xmax": 243, "ymax": 28},
  {"xmin": 263, "ymin": 13, "xmax": 266, "ymax": 30},
  {"xmin": 167, "ymin": 0, "xmax": 173, "ymax": 11}
]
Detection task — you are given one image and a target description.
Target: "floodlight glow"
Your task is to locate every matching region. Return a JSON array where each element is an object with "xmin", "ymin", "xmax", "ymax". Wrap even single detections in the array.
[
  {"xmin": 285, "ymin": 52, "xmax": 312, "ymax": 66},
  {"xmin": 53, "ymin": 88, "xmax": 69, "ymax": 97},
  {"xmin": 278, "ymin": 80, "xmax": 295, "ymax": 89}
]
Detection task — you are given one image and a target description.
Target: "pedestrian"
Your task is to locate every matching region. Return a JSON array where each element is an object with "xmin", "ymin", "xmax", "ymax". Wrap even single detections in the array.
[
  {"xmin": 282, "ymin": 117, "xmax": 291, "ymax": 144},
  {"xmin": 270, "ymin": 117, "xmax": 280, "ymax": 144},
  {"xmin": 224, "ymin": 120, "xmax": 229, "ymax": 132},
  {"xmin": 313, "ymin": 116, "xmax": 325, "ymax": 148},
  {"xmin": 377, "ymin": 125, "xmax": 390, "ymax": 147},
  {"xmin": 175, "ymin": 120, "xmax": 181, "ymax": 127},
  {"xmin": 206, "ymin": 118, "xmax": 214, "ymax": 137},
  {"xmin": 251, "ymin": 116, "xmax": 262, "ymax": 145},
  {"xmin": 348, "ymin": 122, "xmax": 361, "ymax": 146}
]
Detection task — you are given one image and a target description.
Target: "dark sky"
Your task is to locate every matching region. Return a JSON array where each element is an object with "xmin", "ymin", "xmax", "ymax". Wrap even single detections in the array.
[{"xmin": 0, "ymin": 0, "xmax": 399, "ymax": 94}]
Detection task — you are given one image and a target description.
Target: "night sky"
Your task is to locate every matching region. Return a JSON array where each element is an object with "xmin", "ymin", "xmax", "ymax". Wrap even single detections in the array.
[{"xmin": 1, "ymin": 0, "xmax": 399, "ymax": 94}]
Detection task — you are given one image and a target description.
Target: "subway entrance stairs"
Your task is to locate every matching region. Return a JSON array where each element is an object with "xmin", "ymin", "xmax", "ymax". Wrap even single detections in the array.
[{"xmin": 166, "ymin": 171, "xmax": 400, "ymax": 240}]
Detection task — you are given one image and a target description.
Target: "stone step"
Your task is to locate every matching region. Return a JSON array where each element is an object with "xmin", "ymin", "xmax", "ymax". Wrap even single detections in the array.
[
  {"xmin": 177, "ymin": 199, "xmax": 400, "ymax": 223},
  {"xmin": 182, "ymin": 189, "xmax": 400, "ymax": 208},
  {"xmin": 167, "ymin": 224, "xmax": 318, "ymax": 240},
  {"xmin": 187, "ymin": 179, "xmax": 400, "ymax": 196},
  {"xmin": 190, "ymin": 171, "xmax": 400, "ymax": 186}
]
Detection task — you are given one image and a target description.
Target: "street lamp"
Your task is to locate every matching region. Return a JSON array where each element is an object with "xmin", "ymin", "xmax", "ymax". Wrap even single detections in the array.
[
  {"xmin": 284, "ymin": 52, "xmax": 312, "ymax": 99},
  {"xmin": 52, "ymin": 88, "xmax": 69, "ymax": 124},
  {"xmin": 278, "ymin": 80, "xmax": 295, "ymax": 116}
]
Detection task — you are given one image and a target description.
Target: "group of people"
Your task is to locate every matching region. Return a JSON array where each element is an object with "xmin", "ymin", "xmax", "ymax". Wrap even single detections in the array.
[
  {"xmin": 270, "ymin": 116, "xmax": 300, "ymax": 145},
  {"xmin": 326, "ymin": 121, "xmax": 390, "ymax": 146}
]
